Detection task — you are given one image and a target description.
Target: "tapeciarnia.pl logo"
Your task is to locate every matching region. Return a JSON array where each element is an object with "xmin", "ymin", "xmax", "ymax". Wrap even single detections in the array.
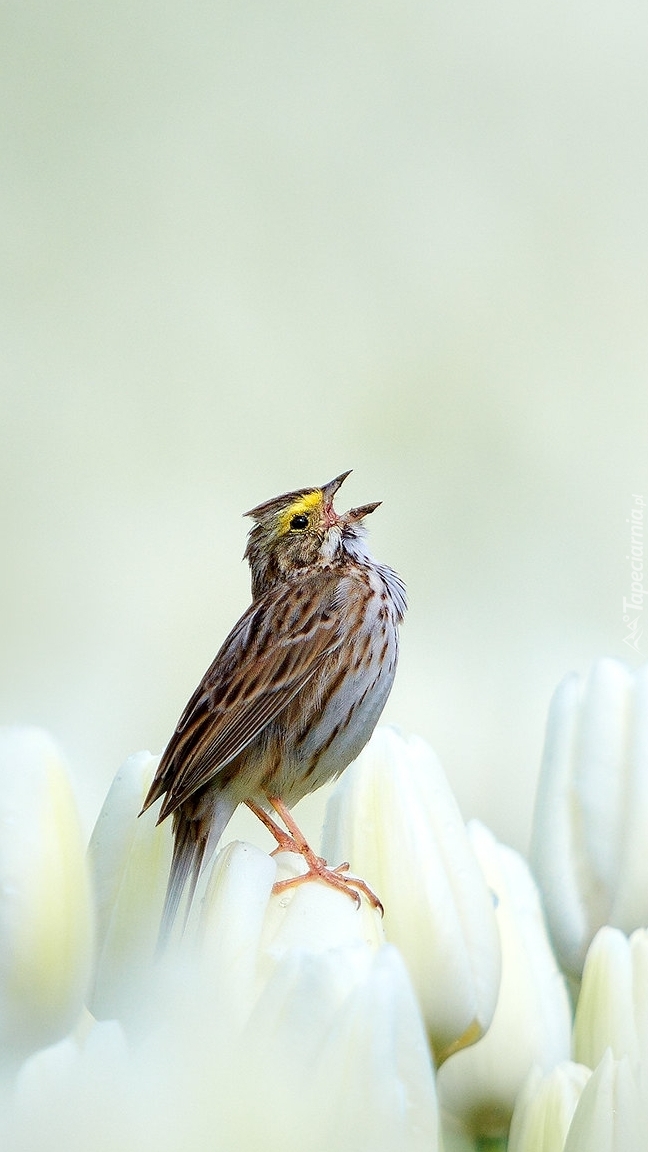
[{"xmin": 622, "ymin": 494, "xmax": 645, "ymax": 653}]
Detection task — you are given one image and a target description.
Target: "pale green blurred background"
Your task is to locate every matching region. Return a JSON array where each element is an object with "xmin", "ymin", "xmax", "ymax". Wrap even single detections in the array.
[{"xmin": 2, "ymin": 0, "xmax": 648, "ymax": 851}]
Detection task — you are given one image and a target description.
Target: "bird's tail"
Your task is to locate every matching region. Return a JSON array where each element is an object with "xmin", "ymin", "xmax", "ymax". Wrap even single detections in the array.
[{"xmin": 157, "ymin": 796, "xmax": 236, "ymax": 953}]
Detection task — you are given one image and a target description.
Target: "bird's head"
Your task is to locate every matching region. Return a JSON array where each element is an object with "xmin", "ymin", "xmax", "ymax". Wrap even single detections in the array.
[{"xmin": 244, "ymin": 470, "xmax": 380, "ymax": 597}]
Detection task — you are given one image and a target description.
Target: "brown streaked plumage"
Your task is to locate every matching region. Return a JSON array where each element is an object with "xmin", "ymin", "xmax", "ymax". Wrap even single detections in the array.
[{"xmin": 142, "ymin": 471, "xmax": 406, "ymax": 945}]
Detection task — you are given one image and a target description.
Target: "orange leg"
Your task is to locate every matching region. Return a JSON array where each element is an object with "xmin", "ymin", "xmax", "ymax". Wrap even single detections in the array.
[
  {"xmin": 245, "ymin": 800, "xmax": 298, "ymax": 853},
  {"xmin": 246, "ymin": 796, "xmax": 383, "ymax": 914}
]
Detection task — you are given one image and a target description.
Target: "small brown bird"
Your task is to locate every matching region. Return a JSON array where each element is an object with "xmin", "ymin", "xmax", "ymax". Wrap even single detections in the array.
[{"xmin": 142, "ymin": 471, "xmax": 406, "ymax": 944}]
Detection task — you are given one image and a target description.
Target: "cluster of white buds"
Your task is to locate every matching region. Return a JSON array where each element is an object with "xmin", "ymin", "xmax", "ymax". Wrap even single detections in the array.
[{"xmin": 0, "ymin": 656, "xmax": 647, "ymax": 1150}]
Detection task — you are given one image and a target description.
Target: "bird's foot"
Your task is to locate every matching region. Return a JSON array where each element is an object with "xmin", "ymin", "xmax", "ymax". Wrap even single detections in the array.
[
  {"xmin": 246, "ymin": 796, "xmax": 383, "ymax": 914},
  {"xmin": 272, "ymin": 861, "xmax": 384, "ymax": 913}
]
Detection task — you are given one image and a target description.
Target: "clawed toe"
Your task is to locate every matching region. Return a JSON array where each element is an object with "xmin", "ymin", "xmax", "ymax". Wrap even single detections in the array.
[{"xmin": 271, "ymin": 860, "xmax": 383, "ymax": 914}]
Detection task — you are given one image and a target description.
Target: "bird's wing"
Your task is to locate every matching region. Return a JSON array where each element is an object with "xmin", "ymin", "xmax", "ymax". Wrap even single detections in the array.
[{"xmin": 143, "ymin": 572, "xmax": 346, "ymax": 821}]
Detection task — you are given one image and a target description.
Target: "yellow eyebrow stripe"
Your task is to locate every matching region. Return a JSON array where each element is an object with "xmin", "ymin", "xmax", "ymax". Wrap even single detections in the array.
[{"xmin": 277, "ymin": 490, "xmax": 323, "ymax": 535}]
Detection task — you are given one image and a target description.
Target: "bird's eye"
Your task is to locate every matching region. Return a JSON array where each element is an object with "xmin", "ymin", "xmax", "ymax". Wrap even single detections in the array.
[{"xmin": 290, "ymin": 513, "xmax": 309, "ymax": 530}]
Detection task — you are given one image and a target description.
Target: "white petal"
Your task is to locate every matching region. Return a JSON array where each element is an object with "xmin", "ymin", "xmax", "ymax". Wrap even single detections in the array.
[
  {"xmin": 563, "ymin": 1051, "xmax": 646, "ymax": 1152},
  {"xmin": 508, "ymin": 1062, "xmax": 591, "ymax": 1152},
  {"xmin": 437, "ymin": 823, "xmax": 571, "ymax": 1138},
  {"xmin": 571, "ymin": 661, "xmax": 633, "ymax": 904},
  {"xmin": 531, "ymin": 659, "xmax": 648, "ymax": 977},
  {"xmin": 629, "ymin": 928, "xmax": 648, "ymax": 1070},
  {"xmin": 323, "ymin": 727, "xmax": 501, "ymax": 1060},
  {"xmin": 191, "ymin": 838, "xmax": 278, "ymax": 1029},
  {"xmin": 573, "ymin": 925, "xmax": 648, "ymax": 1081},
  {"xmin": 155, "ymin": 839, "xmax": 437, "ymax": 1152},
  {"xmin": 0, "ymin": 728, "xmax": 93, "ymax": 1065},
  {"xmin": 259, "ymin": 850, "xmax": 384, "ymax": 967},
  {"xmin": 303, "ymin": 946, "xmax": 440, "ymax": 1152},
  {"xmin": 86, "ymin": 750, "xmax": 172, "ymax": 1029},
  {"xmin": 228, "ymin": 943, "xmax": 439, "ymax": 1152},
  {"xmin": 611, "ymin": 664, "xmax": 648, "ymax": 928},
  {"xmin": 573, "ymin": 927, "xmax": 639, "ymax": 1071}
]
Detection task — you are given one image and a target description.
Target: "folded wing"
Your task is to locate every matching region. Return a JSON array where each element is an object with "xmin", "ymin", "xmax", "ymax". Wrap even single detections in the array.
[{"xmin": 142, "ymin": 572, "xmax": 345, "ymax": 821}]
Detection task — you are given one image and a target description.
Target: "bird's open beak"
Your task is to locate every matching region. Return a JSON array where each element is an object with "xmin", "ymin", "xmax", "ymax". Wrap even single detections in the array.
[
  {"xmin": 321, "ymin": 471, "xmax": 352, "ymax": 528},
  {"xmin": 321, "ymin": 470, "xmax": 353, "ymax": 502},
  {"xmin": 343, "ymin": 501, "xmax": 382, "ymax": 524}
]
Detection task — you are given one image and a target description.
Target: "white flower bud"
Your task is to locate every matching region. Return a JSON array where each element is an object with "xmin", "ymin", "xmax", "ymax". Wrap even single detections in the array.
[
  {"xmin": 0, "ymin": 728, "xmax": 94, "ymax": 1067},
  {"xmin": 563, "ymin": 1051, "xmax": 646, "ymax": 1152},
  {"xmin": 322, "ymin": 727, "xmax": 502, "ymax": 1063},
  {"xmin": 6, "ymin": 838, "xmax": 441, "ymax": 1152},
  {"xmin": 531, "ymin": 659, "xmax": 648, "ymax": 977},
  {"xmin": 161, "ymin": 838, "xmax": 438, "ymax": 1151},
  {"xmin": 573, "ymin": 926, "xmax": 648, "ymax": 1074},
  {"xmin": 436, "ymin": 823, "xmax": 572, "ymax": 1140},
  {"xmin": 222, "ymin": 942, "xmax": 440, "ymax": 1152},
  {"xmin": 87, "ymin": 751, "xmax": 172, "ymax": 1028},
  {"xmin": 508, "ymin": 1062, "xmax": 591, "ymax": 1152}
]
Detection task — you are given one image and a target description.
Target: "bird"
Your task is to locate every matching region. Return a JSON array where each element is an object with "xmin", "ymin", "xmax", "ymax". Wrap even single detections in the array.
[{"xmin": 141, "ymin": 470, "xmax": 407, "ymax": 946}]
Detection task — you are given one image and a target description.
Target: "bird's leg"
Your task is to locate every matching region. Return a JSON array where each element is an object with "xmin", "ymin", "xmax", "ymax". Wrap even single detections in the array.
[
  {"xmin": 244, "ymin": 800, "xmax": 298, "ymax": 854},
  {"xmin": 245, "ymin": 798, "xmax": 326, "ymax": 861},
  {"xmin": 257, "ymin": 795, "xmax": 383, "ymax": 914}
]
